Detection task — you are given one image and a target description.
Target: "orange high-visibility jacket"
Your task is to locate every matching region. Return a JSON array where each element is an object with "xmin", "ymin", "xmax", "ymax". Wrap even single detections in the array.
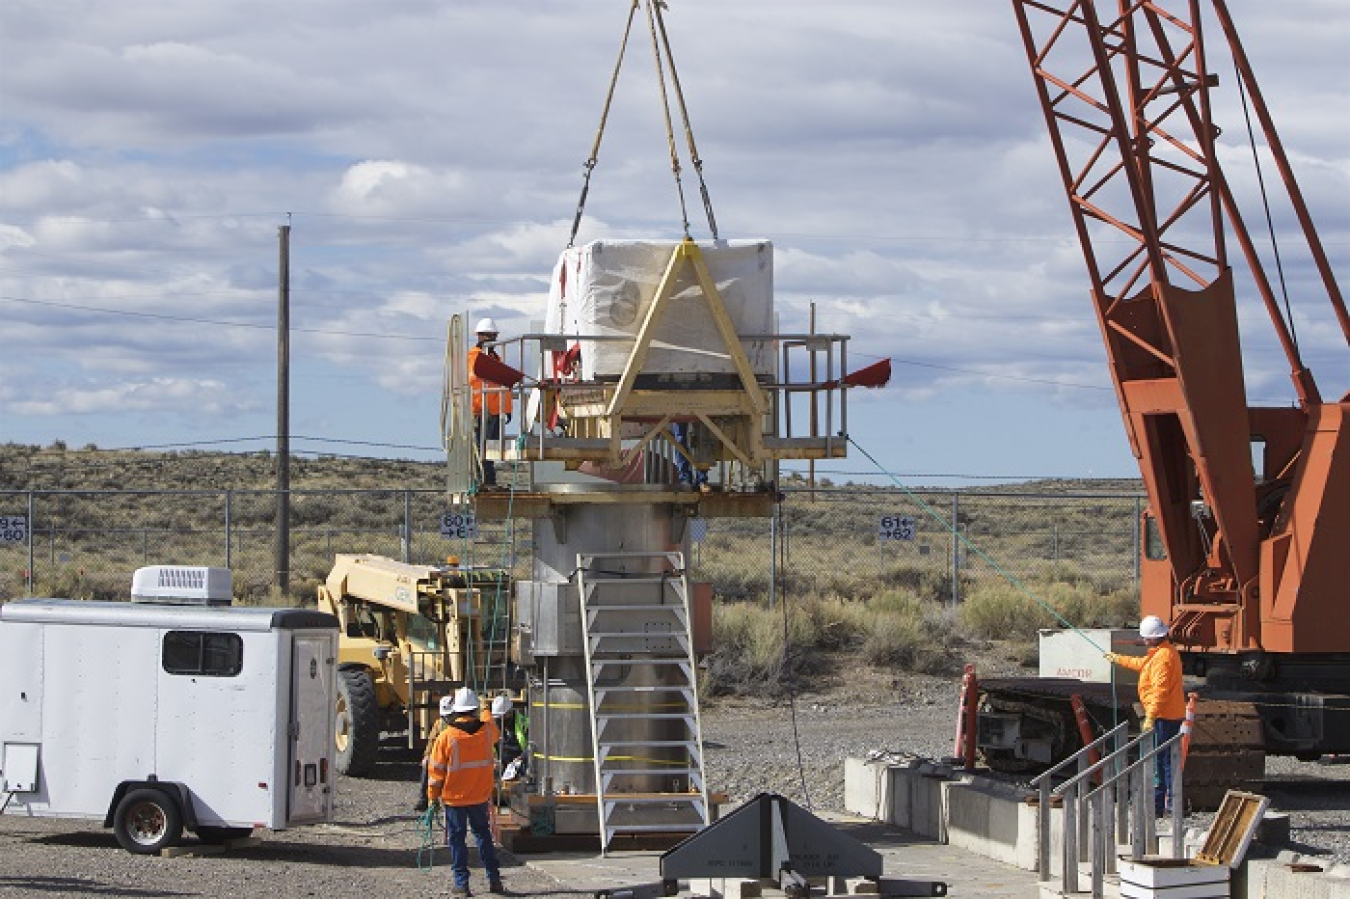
[
  {"xmin": 1113, "ymin": 639, "xmax": 1186, "ymax": 720},
  {"xmin": 468, "ymin": 346, "xmax": 514, "ymax": 416},
  {"xmin": 427, "ymin": 712, "xmax": 500, "ymax": 807}
]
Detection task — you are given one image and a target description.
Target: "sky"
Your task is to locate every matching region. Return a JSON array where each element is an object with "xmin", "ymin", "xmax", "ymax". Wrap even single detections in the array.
[{"xmin": 0, "ymin": 0, "xmax": 1347, "ymax": 487}]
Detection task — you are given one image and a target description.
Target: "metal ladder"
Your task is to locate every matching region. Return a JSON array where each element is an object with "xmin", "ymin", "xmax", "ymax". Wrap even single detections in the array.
[{"xmin": 576, "ymin": 550, "xmax": 710, "ymax": 853}]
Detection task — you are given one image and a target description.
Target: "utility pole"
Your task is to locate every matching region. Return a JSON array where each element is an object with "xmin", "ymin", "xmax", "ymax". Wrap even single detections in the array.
[{"xmin": 276, "ymin": 220, "xmax": 291, "ymax": 597}]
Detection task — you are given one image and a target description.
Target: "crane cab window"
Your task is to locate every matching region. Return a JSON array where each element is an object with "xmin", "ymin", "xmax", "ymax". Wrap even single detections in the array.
[
  {"xmin": 163, "ymin": 631, "xmax": 244, "ymax": 677},
  {"xmin": 1144, "ymin": 516, "xmax": 1167, "ymax": 561},
  {"xmin": 407, "ymin": 612, "xmax": 440, "ymax": 650}
]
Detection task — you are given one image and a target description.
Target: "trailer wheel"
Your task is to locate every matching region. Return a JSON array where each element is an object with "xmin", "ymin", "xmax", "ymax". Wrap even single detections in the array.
[
  {"xmin": 335, "ymin": 666, "xmax": 381, "ymax": 776},
  {"xmin": 113, "ymin": 788, "xmax": 183, "ymax": 854}
]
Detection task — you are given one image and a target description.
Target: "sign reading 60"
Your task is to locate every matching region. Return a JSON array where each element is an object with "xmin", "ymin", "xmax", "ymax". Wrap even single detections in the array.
[{"xmin": 0, "ymin": 515, "xmax": 27, "ymax": 544}]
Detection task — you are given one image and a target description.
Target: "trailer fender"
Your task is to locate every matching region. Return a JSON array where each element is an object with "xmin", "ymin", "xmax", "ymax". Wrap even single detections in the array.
[{"xmin": 104, "ymin": 779, "xmax": 197, "ymax": 831}]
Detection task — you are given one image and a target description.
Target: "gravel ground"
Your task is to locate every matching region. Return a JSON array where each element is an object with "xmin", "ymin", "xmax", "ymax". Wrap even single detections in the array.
[{"xmin": 3, "ymin": 664, "xmax": 1350, "ymax": 897}]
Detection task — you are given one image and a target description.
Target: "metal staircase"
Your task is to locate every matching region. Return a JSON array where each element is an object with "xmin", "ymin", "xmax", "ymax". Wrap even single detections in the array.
[{"xmin": 576, "ymin": 550, "xmax": 710, "ymax": 853}]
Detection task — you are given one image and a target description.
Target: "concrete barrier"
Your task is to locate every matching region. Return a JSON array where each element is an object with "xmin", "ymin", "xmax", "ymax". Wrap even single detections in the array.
[
  {"xmin": 943, "ymin": 776, "xmax": 1040, "ymax": 870},
  {"xmin": 844, "ymin": 757, "xmax": 1350, "ymax": 898},
  {"xmin": 844, "ymin": 756, "xmax": 948, "ymax": 840}
]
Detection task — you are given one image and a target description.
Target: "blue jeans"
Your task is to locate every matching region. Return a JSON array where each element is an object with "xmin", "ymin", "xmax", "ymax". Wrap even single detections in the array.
[
  {"xmin": 444, "ymin": 801, "xmax": 500, "ymax": 889},
  {"xmin": 671, "ymin": 422, "xmax": 706, "ymax": 486},
  {"xmin": 475, "ymin": 413, "xmax": 501, "ymax": 485},
  {"xmin": 1153, "ymin": 718, "xmax": 1183, "ymax": 815}
]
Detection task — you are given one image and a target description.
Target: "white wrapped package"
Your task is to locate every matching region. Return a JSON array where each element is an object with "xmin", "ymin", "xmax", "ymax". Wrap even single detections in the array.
[{"xmin": 546, "ymin": 239, "xmax": 774, "ymax": 382}]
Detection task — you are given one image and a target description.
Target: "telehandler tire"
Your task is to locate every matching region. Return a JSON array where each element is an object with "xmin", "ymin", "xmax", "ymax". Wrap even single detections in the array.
[{"xmin": 335, "ymin": 666, "xmax": 381, "ymax": 776}]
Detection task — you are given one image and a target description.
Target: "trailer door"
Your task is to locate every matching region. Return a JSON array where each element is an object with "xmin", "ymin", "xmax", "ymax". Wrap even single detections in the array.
[{"xmin": 287, "ymin": 633, "xmax": 334, "ymax": 823}]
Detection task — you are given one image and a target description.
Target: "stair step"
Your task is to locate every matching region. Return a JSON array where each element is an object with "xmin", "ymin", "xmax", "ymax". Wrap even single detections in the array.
[
  {"xmin": 586, "ymin": 604, "xmax": 687, "ymax": 612},
  {"xmin": 607, "ymin": 824, "xmax": 703, "ymax": 834},
  {"xmin": 603, "ymin": 796, "xmax": 705, "ymax": 807}
]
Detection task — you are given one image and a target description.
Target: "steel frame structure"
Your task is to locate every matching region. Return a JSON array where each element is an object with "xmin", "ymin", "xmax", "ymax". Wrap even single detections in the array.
[{"xmin": 1010, "ymin": 0, "xmax": 1350, "ymax": 656}]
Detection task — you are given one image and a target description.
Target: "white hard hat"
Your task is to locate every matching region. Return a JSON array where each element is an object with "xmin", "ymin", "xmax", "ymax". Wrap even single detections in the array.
[
  {"xmin": 491, "ymin": 694, "xmax": 512, "ymax": 717},
  {"xmin": 474, "ymin": 317, "xmax": 499, "ymax": 335},
  {"xmin": 439, "ymin": 695, "xmax": 455, "ymax": 717},
  {"xmin": 1139, "ymin": 615, "xmax": 1169, "ymax": 639},
  {"xmin": 451, "ymin": 686, "xmax": 480, "ymax": 713}
]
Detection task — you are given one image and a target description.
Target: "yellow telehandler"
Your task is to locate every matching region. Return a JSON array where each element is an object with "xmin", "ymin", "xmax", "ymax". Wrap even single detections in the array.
[{"xmin": 315, "ymin": 553, "xmax": 515, "ymax": 775}]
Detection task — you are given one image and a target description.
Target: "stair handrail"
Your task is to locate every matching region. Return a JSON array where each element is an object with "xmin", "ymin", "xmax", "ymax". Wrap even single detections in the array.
[
  {"xmin": 1032, "ymin": 721, "xmax": 1128, "ymax": 880},
  {"xmin": 1044, "ymin": 726, "xmax": 1186, "ymax": 895}
]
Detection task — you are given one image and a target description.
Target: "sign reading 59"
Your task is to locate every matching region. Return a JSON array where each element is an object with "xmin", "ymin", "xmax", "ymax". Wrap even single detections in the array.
[
  {"xmin": 0, "ymin": 515, "xmax": 28, "ymax": 544},
  {"xmin": 878, "ymin": 515, "xmax": 916, "ymax": 542}
]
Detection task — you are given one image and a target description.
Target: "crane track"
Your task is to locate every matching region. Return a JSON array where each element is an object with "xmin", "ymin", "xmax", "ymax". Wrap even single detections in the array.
[{"xmin": 978, "ymin": 677, "xmax": 1265, "ymax": 810}]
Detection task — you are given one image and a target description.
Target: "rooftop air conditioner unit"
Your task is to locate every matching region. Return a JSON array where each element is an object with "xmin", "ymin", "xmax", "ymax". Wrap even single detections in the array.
[{"xmin": 130, "ymin": 566, "xmax": 233, "ymax": 606}]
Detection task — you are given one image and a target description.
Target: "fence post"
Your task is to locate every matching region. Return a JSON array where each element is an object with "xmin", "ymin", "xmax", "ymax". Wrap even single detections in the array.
[
  {"xmin": 26, "ymin": 491, "xmax": 35, "ymax": 595},
  {"xmin": 403, "ymin": 490, "xmax": 412, "ymax": 563},
  {"xmin": 224, "ymin": 489, "xmax": 233, "ymax": 569},
  {"xmin": 1133, "ymin": 496, "xmax": 1141, "ymax": 587},
  {"xmin": 769, "ymin": 500, "xmax": 778, "ymax": 609},
  {"xmin": 950, "ymin": 492, "xmax": 961, "ymax": 606}
]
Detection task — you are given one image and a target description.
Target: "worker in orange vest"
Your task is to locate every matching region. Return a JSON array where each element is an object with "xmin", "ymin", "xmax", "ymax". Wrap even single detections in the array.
[
  {"xmin": 427, "ymin": 687, "xmax": 503, "ymax": 897},
  {"xmin": 468, "ymin": 318, "xmax": 513, "ymax": 487},
  {"xmin": 1105, "ymin": 615, "xmax": 1186, "ymax": 815}
]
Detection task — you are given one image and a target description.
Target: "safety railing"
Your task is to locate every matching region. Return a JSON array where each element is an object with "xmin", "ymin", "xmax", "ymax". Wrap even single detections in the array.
[
  {"xmin": 405, "ymin": 648, "xmax": 457, "ymax": 750},
  {"xmin": 465, "ymin": 330, "xmax": 852, "ymax": 478},
  {"xmin": 1034, "ymin": 723, "xmax": 1185, "ymax": 897}
]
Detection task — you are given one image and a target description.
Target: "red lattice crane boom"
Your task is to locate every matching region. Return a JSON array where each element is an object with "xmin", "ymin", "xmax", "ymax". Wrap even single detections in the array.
[{"xmin": 1012, "ymin": 0, "xmax": 1350, "ymax": 668}]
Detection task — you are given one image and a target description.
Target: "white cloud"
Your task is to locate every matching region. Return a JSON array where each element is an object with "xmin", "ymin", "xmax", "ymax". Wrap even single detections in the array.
[
  {"xmin": 8, "ymin": 377, "xmax": 250, "ymax": 417},
  {"xmin": 0, "ymin": 0, "xmax": 1344, "ymax": 478}
]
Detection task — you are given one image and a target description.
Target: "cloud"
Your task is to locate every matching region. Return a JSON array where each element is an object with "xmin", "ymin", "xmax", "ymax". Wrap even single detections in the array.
[
  {"xmin": 0, "ymin": 0, "xmax": 1345, "ymax": 479},
  {"xmin": 7, "ymin": 377, "xmax": 251, "ymax": 417}
]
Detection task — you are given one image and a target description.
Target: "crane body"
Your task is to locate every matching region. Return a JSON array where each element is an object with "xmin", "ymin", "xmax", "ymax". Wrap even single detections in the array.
[{"xmin": 979, "ymin": 0, "xmax": 1350, "ymax": 791}]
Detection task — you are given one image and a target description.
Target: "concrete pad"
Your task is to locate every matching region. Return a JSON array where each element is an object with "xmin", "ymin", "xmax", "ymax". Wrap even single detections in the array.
[{"xmin": 519, "ymin": 815, "xmax": 1042, "ymax": 898}]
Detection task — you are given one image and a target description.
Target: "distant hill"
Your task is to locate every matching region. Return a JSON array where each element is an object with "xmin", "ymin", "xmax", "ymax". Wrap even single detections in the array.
[
  {"xmin": 1, "ymin": 442, "xmax": 1143, "ymax": 495},
  {"xmin": 0, "ymin": 442, "xmax": 445, "ymax": 493}
]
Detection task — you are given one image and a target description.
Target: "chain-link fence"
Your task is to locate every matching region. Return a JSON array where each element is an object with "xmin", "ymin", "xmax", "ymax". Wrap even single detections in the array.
[{"xmin": 0, "ymin": 487, "xmax": 1144, "ymax": 604}]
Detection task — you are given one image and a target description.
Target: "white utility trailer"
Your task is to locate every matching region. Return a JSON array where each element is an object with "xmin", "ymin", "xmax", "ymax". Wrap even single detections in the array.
[{"xmin": 0, "ymin": 566, "xmax": 340, "ymax": 853}]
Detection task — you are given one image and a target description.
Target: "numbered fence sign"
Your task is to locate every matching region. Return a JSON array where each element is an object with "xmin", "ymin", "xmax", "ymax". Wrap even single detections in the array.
[
  {"xmin": 878, "ymin": 515, "xmax": 916, "ymax": 542},
  {"xmin": 439, "ymin": 510, "xmax": 477, "ymax": 540},
  {"xmin": 0, "ymin": 515, "xmax": 27, "ymax": 544}
]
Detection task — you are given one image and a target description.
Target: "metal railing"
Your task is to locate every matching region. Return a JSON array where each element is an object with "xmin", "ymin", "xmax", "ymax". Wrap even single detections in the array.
[{"xmin": 1034, "ymin": 723, "xmax": 1185, "ymax": 897}]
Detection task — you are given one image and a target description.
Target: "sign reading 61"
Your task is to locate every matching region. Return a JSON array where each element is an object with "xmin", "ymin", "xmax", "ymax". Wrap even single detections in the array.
[{"xmin": 878, "ymin": 515, "xmax": 916, "ymax": 542}]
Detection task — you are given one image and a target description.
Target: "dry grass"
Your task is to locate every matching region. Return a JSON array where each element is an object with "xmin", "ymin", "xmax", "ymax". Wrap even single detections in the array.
[
  {"xmin": 702, "ymin": 589, "xmax": 966, "ymax": 697},
  {"xmin": 956, "ymin": 580, "xmax": 1137, "ymax": 642}
]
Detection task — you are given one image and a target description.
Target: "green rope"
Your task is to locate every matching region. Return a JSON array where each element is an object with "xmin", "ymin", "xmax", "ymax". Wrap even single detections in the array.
[
  {"xmin": 416, "ymin": 802, "xmax": 443, "ymax": 871},
  {"xmin": 847, "ymin": 435, "xmax": 1125, "ymax": 737},
  {"xmin": 847, "ymin": 436, "xmax": 1106, "ymax": 651}
]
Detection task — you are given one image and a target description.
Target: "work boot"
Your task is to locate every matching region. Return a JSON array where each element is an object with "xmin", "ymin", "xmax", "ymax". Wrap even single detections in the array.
[
  {"xmin": 488, "ymin": 878, "xmax": 506, "ymax": 895},
  {"xmin": 451, "ymin": 886, "xmax": 470, "ymax": 899}
]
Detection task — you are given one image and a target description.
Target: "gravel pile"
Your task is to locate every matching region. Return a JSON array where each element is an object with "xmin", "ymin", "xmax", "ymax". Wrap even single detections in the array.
[{"xmin": 3, "ymin": 668, "xmax": 1349, "ymax": 897}]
